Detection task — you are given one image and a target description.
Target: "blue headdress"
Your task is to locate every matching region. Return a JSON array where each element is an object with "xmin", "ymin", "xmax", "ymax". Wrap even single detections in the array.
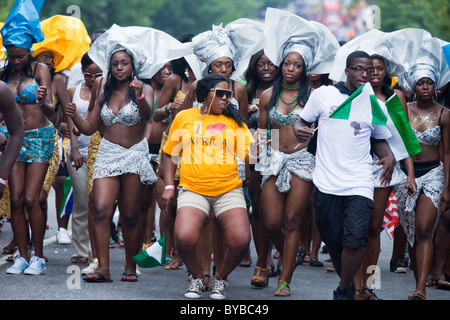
[{"xmin": 1, "ymin": 0, "xmax": 45, "ymax": 50}]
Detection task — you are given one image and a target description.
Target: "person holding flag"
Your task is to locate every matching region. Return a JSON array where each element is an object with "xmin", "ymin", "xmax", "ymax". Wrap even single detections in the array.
[
  {"xmin": 294, "ymin": 50, "xmax": 395, "ymax": 300},
  {"xmin": 328, "ymin": 29, "xmax": 425, "ymax": 300}
]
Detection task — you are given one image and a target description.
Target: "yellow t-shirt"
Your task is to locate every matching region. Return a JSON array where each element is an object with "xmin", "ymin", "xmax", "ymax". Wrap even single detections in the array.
[{"xmin": 163, "ymin": 107, "xmax": 253, "ymax": 196}]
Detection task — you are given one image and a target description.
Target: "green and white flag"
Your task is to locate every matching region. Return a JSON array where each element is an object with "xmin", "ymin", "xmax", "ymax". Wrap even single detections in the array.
[
  {"xmin": 133, "ymin": 233, "xmax": 166, "ymax": 268},
  {"xmin": 330, "ymin": 83, "xmax": 387, "ymax": 126},
  {"xmin": 384, "ymin": 93, "xmax": 422, "ymax": 160}
]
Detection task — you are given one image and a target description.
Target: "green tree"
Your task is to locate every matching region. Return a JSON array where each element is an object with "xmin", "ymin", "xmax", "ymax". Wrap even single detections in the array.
[
  {"xmin": 149, "ymin": 0, "xmax": 292, "ymax": 37},
  {"xmin": 371, "ymin": 0, "xmax": 449, "ymax": 41},
  {"xmin": 39, "ymin": 0, "xmax": 166, "ymax": 34}
]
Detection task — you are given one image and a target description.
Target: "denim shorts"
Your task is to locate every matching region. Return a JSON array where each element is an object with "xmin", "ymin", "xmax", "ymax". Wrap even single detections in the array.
[{"xmin": 314, "ymin": 188, "xmax": 374, "ymax": 259}]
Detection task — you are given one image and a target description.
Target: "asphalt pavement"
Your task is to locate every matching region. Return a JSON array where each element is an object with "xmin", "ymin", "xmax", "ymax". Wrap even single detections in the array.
[{"xmin": 0, "ymin": 188, "xmax": 448, "ymax": 315}]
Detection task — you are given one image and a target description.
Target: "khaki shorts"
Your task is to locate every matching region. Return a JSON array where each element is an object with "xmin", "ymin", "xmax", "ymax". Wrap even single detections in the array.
[{"xmin": 177, "ymin": 187, "xmax": 247, "ymax": 217}]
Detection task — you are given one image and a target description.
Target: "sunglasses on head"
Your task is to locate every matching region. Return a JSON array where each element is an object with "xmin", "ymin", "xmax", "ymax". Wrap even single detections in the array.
[{"xmin": 211, "ymin": 88, "xmax": 233, "ymax": 100}]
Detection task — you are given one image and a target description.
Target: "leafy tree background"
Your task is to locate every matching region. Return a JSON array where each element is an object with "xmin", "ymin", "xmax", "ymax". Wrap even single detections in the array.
[
  {"xmin": 0, "ymin": 0, "xmax": 448, "ymax": 40},
  {"xmin": 371, "ymin": 0, "xmax": 450, "ymax": 41}
]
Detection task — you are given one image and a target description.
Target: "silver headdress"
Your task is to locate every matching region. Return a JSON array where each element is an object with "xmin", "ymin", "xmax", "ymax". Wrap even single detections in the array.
[
  {"xmin": 399, "ymin": 33, "xmax": 450, "ymax": 92},
  {"xmin": 88, "ymin": 24, "xmax": 192, "ymax": 80},
  {"xmin": 263, "ymin": 7, "xmax": 340, "ymax": 74},
  {"xmin": 191, "ymin": 18, "xmax": 265, "ymax": 79},
  {"xmin": 329, "ymin": 28, "xmax": 426, "ymax": 83}
]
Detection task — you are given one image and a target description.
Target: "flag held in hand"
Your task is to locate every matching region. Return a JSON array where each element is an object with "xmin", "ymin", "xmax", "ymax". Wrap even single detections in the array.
[{"xmin": 133, "ymin": 233, "xmax": 166, "ymax": 268}]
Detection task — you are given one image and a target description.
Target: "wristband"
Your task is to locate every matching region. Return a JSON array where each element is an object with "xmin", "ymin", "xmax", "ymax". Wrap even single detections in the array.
[
  {"xmin": 37, "ymin": 101, "xmax": 44, "ymax": 107},
  {"xmin": 137, "ymin": 93, "xmax": 145, "ymax": 100},
  {"xmin": 164, "ymin": 185, "xmax": 175, "ymax": 190},
  {"xmin": 0, "ymin": 177, "xmax": 7, "ymax": 186}
]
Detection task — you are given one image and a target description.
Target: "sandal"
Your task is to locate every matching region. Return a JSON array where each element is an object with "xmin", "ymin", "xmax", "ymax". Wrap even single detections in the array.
[
  {"xmin": 168, "ymin": 250, "xmax": 184, "ymax": 270},
  {"xmin": 164, "ymin": 256, "xmax": 173, "ymax": 270},
  {"xmin": 435, "ymin": 278, "xmax": 450, "ymax": 290},
  {"xmin": 274, "ymin": 280, "xmax": 290, "ymax": 297},
  {"xmin": 2, "ymin": 246, "xmax": 15, "ymax": 255},
  {"xmin": 360, "ymin": 288, "xmax": 381, "ymax": 300},
  {"xmin": 83, "ymin": 271, "xmax": 112, "ymax": 283},
  {"xmin": 297, "ymin": 248, "xmax": 307, "ymax": 265},
  {"xmin": 117, "ymin": 232, "xmax": 124, "ymax": 247},
  {"xmin": 121, "ymin": 273, "xmax": 138, "ymax": 282},
  {"xmin": 408, "ymin": 290, "xmax": 426, "ymax": 300},
  {"xmin": 309, "ymin": 257, "xmax": 323, "ymax": 267},
  {"xmin": 426, "ymin": 278, "xmax": 435, "ymax": 287},
  {"xmin": 250, "ymin": 266, "xmax": 269, "ymax": 287}
]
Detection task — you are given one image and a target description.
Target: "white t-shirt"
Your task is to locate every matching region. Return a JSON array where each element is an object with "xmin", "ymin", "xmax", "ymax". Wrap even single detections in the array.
[{"xmin": 300, "ymin": 85, "xmax": 391, "ymax": 200}]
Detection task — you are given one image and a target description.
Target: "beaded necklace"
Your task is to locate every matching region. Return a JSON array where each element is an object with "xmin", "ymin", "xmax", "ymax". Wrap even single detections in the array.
[
  {"xmin": 274, "ymin": 84, "xmax": 300, "ymax": 123},
  {"xmin": 267, "ymin": 84, "xmax": 300, "ymax": 140}
]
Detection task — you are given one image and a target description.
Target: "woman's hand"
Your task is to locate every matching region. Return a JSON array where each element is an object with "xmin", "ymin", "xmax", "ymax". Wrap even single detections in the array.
[
  {"xmin": 130, "ymin": 76, "xmax": 144, "ymax": 98},
  {"xmin": 64, "ymin": 102, "xmax": 78, "ymax": 119},
  {"xmin": 70, "ymin": 148, "xmax": 84, "ymax": 170},
  {"xmin": 405, "ymin": 176, "xmax": 417, "ymax": 197},
  {"xmin": 36, "ymin": 86, "xmax": 47, "ymax": 104},
  {"xmin": 162, "ymin": 188, "xmax": 175, "ymax": 214}
]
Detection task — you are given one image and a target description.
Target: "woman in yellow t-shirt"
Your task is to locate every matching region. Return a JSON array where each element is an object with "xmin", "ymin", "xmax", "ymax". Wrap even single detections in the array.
[{"xmin": 162, "ymin": 74, "xmax": 255, "ymax": 300}]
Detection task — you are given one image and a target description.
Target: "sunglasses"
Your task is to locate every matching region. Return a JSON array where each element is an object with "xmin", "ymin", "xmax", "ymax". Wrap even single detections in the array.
[
  {"xmin": 211, "ymin": 88, "xmax": 233, "ymax": 100},
  {"xmin": 84, "ymin": 72, "xmax": 103, "ymax": 79}
]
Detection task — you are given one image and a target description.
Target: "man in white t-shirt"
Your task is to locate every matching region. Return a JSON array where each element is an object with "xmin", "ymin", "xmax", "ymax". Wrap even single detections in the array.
[{"xmin": 294, "ymin": 51, "xmax": 394, "ymax": 300}]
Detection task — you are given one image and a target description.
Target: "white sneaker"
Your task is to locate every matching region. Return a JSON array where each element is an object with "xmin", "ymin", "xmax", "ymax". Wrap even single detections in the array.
[
  {"xmin": 210, "ymin": 278, "xmax": 227, "ymax": 300},
  {"xmin": 24, "ymin": 256, "xmax": 46, "ymax": 275},
  {"xmin": 6, "ymin": 256, "xmax": 29, "ymax": 274},
  {"xmin": 185, "ymin": 278, "xmax": 204, "ymax": 299},
  {"xmin": 56, "ymin": 227, "xmax": 71, "ymax": 245},
  {"xmin": 81, "ymin": 258, "xmax": 99, "ymax": 275}
]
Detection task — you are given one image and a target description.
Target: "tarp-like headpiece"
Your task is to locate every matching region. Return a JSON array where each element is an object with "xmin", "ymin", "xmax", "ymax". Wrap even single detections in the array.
[
  {"xmin": 191, "ymin": 18, "xmax": 265, "ymax": 78},
  {"xmin": 88, "ymin": 24, "xmax": 192, "ymax": 80},
  {"xmin": 263, "ymin": 7, "xmax": 339, "ymax": 74},
  {"xmin": 31, "ymin": 15, "xmax": 90, "ymax": 72},
  {"xmin": 329, "ymin": 28, "xmax": 425, "ymax": 82},
  {"xmin": 1, "ymin": 0, "xmax": 45, "ymax": 50},
  {"xmin": 399, "ymin": 33, "xmax": 450, "ymax": 92}
]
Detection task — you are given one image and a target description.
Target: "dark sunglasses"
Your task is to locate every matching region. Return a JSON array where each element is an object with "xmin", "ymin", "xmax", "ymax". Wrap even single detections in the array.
[{"xmin": 211, "ymin": 88, "xmax": 233, "ymax": 100}]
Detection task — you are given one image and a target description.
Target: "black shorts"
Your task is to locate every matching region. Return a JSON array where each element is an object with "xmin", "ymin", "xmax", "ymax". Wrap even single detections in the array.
[{"xmin": 314, "ymin": 188, "xmax": 374, "ymax": 259}]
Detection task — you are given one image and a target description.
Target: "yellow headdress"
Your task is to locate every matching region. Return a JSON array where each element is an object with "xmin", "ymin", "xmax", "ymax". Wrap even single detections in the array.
[{"xmin": 31, "ymin": 15, "xmax": 90, "ymax": 72}]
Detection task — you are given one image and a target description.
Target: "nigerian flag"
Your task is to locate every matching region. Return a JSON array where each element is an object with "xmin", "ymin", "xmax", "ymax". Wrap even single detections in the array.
[
  {"xmin": 133, "ymin": 233, "xmax": 166, "ymax": 268},
  {"xmin": 384, "ymin": 93, "xmax": 422, "ymax": 160},
  {"xmin": 59, "ymin": 176, "xmax": 74, "ymax": 219},
  {"xmin": 330, "ymin": 83, "xmax": 387, "ymax": 126}
]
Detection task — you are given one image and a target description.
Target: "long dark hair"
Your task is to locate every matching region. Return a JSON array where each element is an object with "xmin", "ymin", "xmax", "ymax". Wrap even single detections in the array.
[
  {"xmin": 371, "ymin": 55, "xmax": 394, "ymax": 98},
  {"xmin": 267, "ymin": 55, "xmax": 309, "ymax": 113},
  {"xmin": 244, "ymin": 49, "xmax": 265, "ymax": 104},
  {"xmin": 195, "ymin": 74, "xmax": 245, "ymax": 127},
  {"xmin": 0, "ymin": 47, "xmax": 34, "ymax": 82},
  {"xmin": 100, "ymin": 50, "xmax": 137, "ymax": 108}
]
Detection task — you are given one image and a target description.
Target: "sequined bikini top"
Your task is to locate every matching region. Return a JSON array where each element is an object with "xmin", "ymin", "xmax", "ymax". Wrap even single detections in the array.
[
  {"xmin": 412, "ymin": 107, "xmax": 443, "ymax": 146},
  {"xmin": 268, "ymin": 107, "xmax": 302, "ymax": 127},
  {"xmin": 413, "ymin": 126, "xmax": 441, "ymax": 146},
  {"xmin": 101, "ymin": 100, "xmax": 142, "ymax": 127}
]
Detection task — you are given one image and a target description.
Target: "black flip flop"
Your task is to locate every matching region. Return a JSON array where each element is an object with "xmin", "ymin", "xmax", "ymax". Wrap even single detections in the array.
[
  {"xmin": 83, "ymin": 271, "xmax": 113, "ymax": 283},
  {"xmin": 121, "ymin": 273, "xmax": 138, "ymax": 282}
]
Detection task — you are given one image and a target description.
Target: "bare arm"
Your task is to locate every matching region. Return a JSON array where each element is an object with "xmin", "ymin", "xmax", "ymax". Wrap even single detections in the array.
[
  {"xmin": 439, "ymin": 108, "xmax": 450, "ymax": 211},
  {"xmin": 0, "ymin": 82, "xmax": 24, "ymax": 195},
  {"xmin": 35, "ymin": 62, "xmax": 55, "ymax": 118}
]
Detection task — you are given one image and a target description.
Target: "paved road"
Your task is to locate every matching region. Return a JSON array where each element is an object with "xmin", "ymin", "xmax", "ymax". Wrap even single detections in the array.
[{"xmin": 0, "ymin": 189, "xmax": 448, "ymax": 312}]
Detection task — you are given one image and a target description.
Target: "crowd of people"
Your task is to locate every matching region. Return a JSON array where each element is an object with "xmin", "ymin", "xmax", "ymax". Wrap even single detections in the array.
[{"xmin": 0, "ymin": 2, "xmax": 449, "ymax": 300}]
